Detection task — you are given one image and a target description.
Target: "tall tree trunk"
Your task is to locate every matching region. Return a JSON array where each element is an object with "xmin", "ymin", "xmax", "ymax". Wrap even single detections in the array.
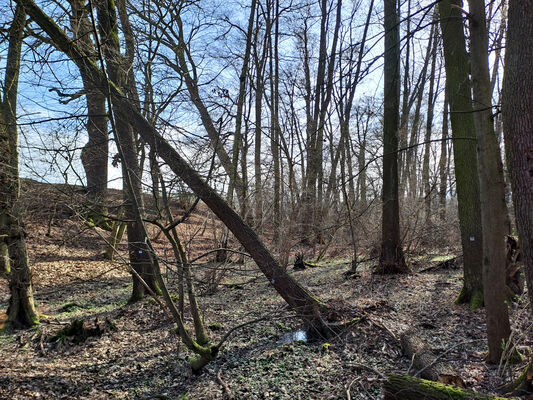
[
  {"xmin": 403, "ymin": 24, "xmax": 433, "ymax": 198},
  {"xmin": 377, "ymin": 0, "xmax": 408, "ymax": 274},
  {"xmin": 228, "ymin": 0, "xmax": 257, "ymax": 216},
  {"xmin": 269, "ymin": 0, "xmax": 281, "ymax": 241},
  {"xmin": 95, "ymin": 0, "xmax": 158, "ymax": 301},
  {"xmin": 438, "ymin": 0, "xmax": 484, "ymax": 309},
  {"xmin": 438, "ymin": 91, "xmax": 449, "ymax": 222},
  {"xmin": 68, "ymin": 0, "xmax": 108, "ymax": 205},
  {"xmin": 502, "ymin": 0, "xmax": 533, "ymax": 313},
  {"xmin": 19, "ymin": 0, "xmax": 336, "ymax": 336},
  {"xmin": 254, "ymin": 63, "xmax": 263, "ymax": 228},
  {"xmin": 398, "ymin": 0, "xmax": 412, "ymax": 196},
  {"xmin": 467, "ymin": 0, "xmax": 511, "ymax": 363},
  {"xmin": 0, "ymin": 5, "xmax": 39, "ymax": 328},
  {"xmin": 422, "ymin": 19, "xmax": 439, "ymax": 222}
]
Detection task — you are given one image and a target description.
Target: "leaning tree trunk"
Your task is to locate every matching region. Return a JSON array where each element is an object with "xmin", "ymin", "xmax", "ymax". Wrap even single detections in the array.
[
  {"xmin": 377, "ymin": 0, "xmax": 408, "ymax": 274},
  {"xmin": 18, "ymin": 0, "xmax": 335, "ymax": 337},
  {"xmin": 438, "ymin": 0, "xmax": 484, "ymax": 309},
  {"xmin": 502, "ymin": 0, "xmax": 533, "ymax": 314},
  {"xmin": 0, "ymin": 5, "xmax": 39, "ymax": 328},
  {"xmin": 468, "ymin": 0, "xmax": 511, "ymax": 363}
]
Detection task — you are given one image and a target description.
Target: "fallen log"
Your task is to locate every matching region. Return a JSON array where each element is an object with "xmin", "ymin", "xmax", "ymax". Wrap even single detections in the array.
[
  {"xmin": 400, "ymin": 331, "xmax": 466, "ymax": 388},
  {"xmin": 383, "ymin": 374, "xmax": 517, "ymax": 400}
]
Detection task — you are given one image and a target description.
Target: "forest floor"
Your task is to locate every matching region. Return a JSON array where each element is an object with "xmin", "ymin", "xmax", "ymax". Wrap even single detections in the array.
[{"xmin": 0, "ymin": 183, "xmax": 531, "ymax": 400}]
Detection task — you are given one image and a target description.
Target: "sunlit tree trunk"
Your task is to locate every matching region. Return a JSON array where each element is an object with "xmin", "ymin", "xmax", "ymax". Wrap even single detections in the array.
[
  {"xmin": 438, "ymin": 91, "xmax": 449, "ymax": 222},
  {"xmin": 467, "ymin": 0, "xmax": 511, "ymax": 363},
  {"xmin": 228, "ymin": 0, "xmax": 257, "ymax": 218},
  {"xmin": 68, "ymin": 0, "xmax": 108, "ymax": 206},
  {"xmin": 0, "ymin": 5, "xmax": 38, "ymax": 328},
  {"xmin": 422, "ymin": 19, "xmax": 439, "ymax": 222},
  {"xmin": 377, "ymin": 0, "xmax": 408, "ymax": 274},
  {"xmin": 95, "ymin": 0, "xmax": 158, "ymax": 301},
  {"xmin": 438, "ymin": 0, "xmax": 484, "ymax": 308}
]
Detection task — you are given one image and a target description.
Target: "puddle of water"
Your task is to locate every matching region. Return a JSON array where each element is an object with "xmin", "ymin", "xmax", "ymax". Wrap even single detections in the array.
[{"xmin": 277, "ymin": 329, "xmax": 308, "ymax": 345}]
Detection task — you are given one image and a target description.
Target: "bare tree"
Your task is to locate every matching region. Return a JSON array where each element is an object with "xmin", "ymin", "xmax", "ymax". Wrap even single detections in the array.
[
  {"xmin": 467, "ymin": 0, "xmax": 510, "ymax": 363},
  {"xmin": 16, "ymin": 0, "xmax": 341, "ymax": 339},
  {"xmin": 0, "ymin": 5, "xmax": 39, "ymax": 328},
  {"xmin": 438, "ymin": 0, "xmax": 484, "ymax": 308},
  {"xmin": 68, "ymin": 0, "xmax": 108, "ymax": 208},
  {"xmin": 377, "ymin": 0, "xmax": 408, "ymax": 274}
]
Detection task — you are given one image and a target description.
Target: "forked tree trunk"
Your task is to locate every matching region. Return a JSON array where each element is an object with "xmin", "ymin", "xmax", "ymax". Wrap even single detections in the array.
[
  {"xmin": 0, "ymin": 5, "xmax": 38, "ymax": 328},
  {"xmin": 377, "ymin": 0, "xmax": 408, "ymax": 274},
  {"xmin": 18, "ymin": 0, "xmax": 334, "ymax": 336},
  {"xmin": 502, "ymin": 0, "xmax": 533, "ymax": 314},
  {"xmin": 467, "ymin": 0, "xmax": 511, "ymax": 363},
  {"xmin": 94, "ymin": 0, "xmax": 159, "ymax": 301},
  {"xmin": 438, "ymin": 0, "xmax": 484, "ymax": 309}
]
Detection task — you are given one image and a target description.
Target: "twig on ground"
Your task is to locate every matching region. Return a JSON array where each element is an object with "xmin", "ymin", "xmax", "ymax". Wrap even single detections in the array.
[
  {"xmin": 346, "ymin": 377, "xmax": 358, "ymax": 400},
  {"xmin": 39, "ymin": 332, "xmax": 46, "ymax": 357},
  {"xmin": 365, "ymin": 315, "xmax": 398, "ymax": 342},
  {"xmin": 348, "ymin": 362, "xmax": 388, "ymax": 380},
  {"xmin": 216, "ymin": 364, "xmax": 234, "ymax": 399}
]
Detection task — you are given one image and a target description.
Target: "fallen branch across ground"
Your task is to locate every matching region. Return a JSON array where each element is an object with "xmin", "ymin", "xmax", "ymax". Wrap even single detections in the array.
[{"xmin": 383, "ymin": 374, "xmax": 517, "ymax": 400}]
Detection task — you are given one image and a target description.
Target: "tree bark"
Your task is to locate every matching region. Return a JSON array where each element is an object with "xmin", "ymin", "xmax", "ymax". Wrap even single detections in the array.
[
  {"xmin": 228, "ymin": 0, "xmax": 256, "ymax": 216},
  {"xmin": 94, "ymin": 0, "xmax": 159, "ymax": 301},
  {"xmin": 377, "ymin": 0, "xmax": 408, "ymax": 274},
  {"xmin": 0, "ymin": 5, "xmax": 39, "ymax": 328},
  {"xmin": 438, "ymin": 0, "xmax": 484, "ymax": 309},
  {"xmin": 467, "ymin": 0, "xmax": 511, "ymax": 363},
  {"xmin": 422, "ymin": 18, "xmax": 439, "ymax": 221},
  {"xmin": 438, "ymin": 91, "xmax": 449, "ymax": 222},
  {"xmin": 502, "ymin": 0, "xmax": 533, "ymax": 314},
  {"xmin": 68, "ymin": 0, "xmax": 108, "ymax": 204}
]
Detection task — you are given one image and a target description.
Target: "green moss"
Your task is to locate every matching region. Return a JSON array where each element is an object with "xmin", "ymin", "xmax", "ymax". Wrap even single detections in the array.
[
  {"xmin": 387, "ymin": 374, "xmax": 513, "ymax": 400},
  {"xmin": 455, "ymin": 286, "xmax": 467, "ymax": 304},
  {"xmin": 59, "ymin": 302, "xmax": 85, "ymax": 312},
  {"xmin": 470, "ymin": 290, "xmax": 484, "ymax": 310},
  {"xmin": 455, "ymin": 287, "xmax": 484, "ymax": 310},
  {"xmin": 208, "ymin": 323, "xmax": 223, "ymax": 331}
]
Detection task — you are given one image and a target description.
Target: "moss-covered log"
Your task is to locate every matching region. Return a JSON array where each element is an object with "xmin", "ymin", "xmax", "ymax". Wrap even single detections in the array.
[{"xmin": 383, "ymin": 374, "xmax": 516, "ymax": 400}]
